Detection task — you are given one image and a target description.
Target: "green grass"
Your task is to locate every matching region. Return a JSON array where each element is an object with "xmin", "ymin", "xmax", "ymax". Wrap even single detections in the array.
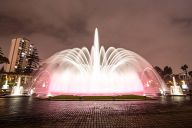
[
  {"xmin": 50, "ymin": 95, "xmax": 80, "ymax": 100},
  {"xmin": 49, "ymin": 95, "xmax": 149, "ymax": 100}
]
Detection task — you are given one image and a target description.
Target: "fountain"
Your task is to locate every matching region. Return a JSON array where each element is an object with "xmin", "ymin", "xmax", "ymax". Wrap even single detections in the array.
[
  {"xmin": 181, "ymin": 80, "xmax": 188, "ymax": 90},
  {"xmin": 170, "ymin": 76, "xmax": 183, "ymax": 95},
  {"xmin": 2, "ymin": 80, "xmax": 9, "ymax": 90},
  {"xmin": 11, "ymin": 77, "xmax": 24, "ymax": 96},
  {"xmin": 31, "ymin": 28, "xmax": 167, "ymax": 97}
]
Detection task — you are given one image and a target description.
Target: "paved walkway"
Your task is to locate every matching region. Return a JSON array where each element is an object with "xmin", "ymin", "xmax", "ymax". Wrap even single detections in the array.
[{"xmin": 0, "ymin": 96, "xmax": 192, "ymax": 128}]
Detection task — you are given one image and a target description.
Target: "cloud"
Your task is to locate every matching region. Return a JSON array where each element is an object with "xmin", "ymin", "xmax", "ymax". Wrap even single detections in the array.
[
  {"xmin": 0, "ymin": 0, "xmax": 192, "ymax": 72},
  {"xmin": 0, "ymin": 0, "xmax": 90, "ymax": 41}
]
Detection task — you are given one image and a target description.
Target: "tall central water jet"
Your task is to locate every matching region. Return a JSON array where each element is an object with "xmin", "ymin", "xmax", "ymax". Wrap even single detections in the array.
[
  {"xmin": 31, "ymin": 28, "xmax": 167, "ymax": 97},
  {"xmin": 92, "ymin": 28, "xmax": 100, "ymax": 75}
]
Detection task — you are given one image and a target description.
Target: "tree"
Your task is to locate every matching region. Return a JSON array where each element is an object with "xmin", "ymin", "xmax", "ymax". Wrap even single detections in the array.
[
  {"xmin": 181, "ymin": 64, "xmax": 188, "ymax": 75},
  {"xmin": 0, "ymin": 47, "xmax": 9, "ymax": 64},
  {"xmin": 15, "ymin": 64, "xmax": 23, "ymax": 74},
  {"xmin": 188, "ymin": 71, "xmax": 192, "ymax": 77},
  {"xmin": 162, "ymin": 66, "xmax": 173, "ymax": 82},
  {"xmin": 154, "ymin": 66, "xmax": 173, "ymax": 83},
  {"xmin": 0, "ymin": 47, "xmax": 3, "ymax": 55},
  {"xmin": 24, "ymin": 47, "xmax": 40, "ymax": 74},
  {"xmin": 163, "ymin": 66, "xmax": 173, "ymax": 76},
  {"xmin": 154, "ymin": 66, "xmax": 163, "ymax": 78}
]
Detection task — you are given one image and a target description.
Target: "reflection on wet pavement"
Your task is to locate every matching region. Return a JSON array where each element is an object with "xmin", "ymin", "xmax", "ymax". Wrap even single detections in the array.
[{"xmin": 0, "ymin": 96, "xmax": 192, "ymax": 128}]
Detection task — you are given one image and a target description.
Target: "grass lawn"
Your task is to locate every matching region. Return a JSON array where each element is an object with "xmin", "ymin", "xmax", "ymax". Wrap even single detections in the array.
[{"xmin": 49, "ymin": 95, "xmax": 151, "ymax": 100}]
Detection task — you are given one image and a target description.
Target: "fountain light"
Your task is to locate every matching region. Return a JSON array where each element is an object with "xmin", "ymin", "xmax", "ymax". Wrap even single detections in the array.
[
  {"xmin": 11, "ymin": 77, "xmax": 24, "ymax": 96},
  {"xmin": 31, "ymin": 28, "xmax": 167, "ymax": 97},
  {"xmin": 2, "ymin": 80, "xmax": 9, "ymax": 90},
  {"xmin": 170, "ymin": 76, "xmax": 183, "ymax": 95},
  {"xmin": 181, "ymin": 80, "xmax": 188, "ymax": 90}
]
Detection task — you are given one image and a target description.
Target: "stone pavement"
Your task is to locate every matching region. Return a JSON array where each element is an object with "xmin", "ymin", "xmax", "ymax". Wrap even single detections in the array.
[{"xmin": 0, "ymin": 96, "xmax": 192, "ymax": 128}]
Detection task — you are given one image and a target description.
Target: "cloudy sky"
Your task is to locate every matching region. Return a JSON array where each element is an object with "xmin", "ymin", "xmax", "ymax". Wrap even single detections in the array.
[{"xmin": 0, "ymin": 0, "xmax": 192, "ymax": 73}]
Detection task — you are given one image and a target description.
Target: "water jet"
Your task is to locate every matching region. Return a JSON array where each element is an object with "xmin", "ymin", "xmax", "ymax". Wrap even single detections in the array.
[{"xmin": 31, "ymin": 28, "xmax": 167, "ymax": 97}]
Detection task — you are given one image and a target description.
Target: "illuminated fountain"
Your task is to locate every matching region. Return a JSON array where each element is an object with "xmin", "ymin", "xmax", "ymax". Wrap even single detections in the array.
[
  {"xmin": 181, "ymin": 80, "xmax": 188, "ymax": 90},
  {"xmin": 170, "ymin": 76, "xmax": 183, "ymax": 95},
  {"xmin": 2, "ymin": 80, "xmax": 9, "ymax": 90},
  {"xmin": 11, "ymin": 77, "xmax": 24, "ymax": 96},
  {"xmin": 31, "ymin": 28, "xmax": 167, "ymax": 97}
]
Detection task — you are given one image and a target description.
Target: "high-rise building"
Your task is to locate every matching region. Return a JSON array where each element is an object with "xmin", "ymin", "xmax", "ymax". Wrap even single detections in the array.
[{"xmin": 5, "ymin": 38, "xmax": 34, "ymax": 72}]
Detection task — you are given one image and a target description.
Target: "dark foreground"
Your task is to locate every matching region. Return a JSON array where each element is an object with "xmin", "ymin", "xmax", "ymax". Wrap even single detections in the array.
[{"xmin": 0, "ymin": 96, "xmax": 192, "ymax": 128}]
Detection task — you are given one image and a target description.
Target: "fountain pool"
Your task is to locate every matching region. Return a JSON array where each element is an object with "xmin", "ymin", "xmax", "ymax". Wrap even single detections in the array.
[{"xmin": 31, "ymin": 28, "xmax": 167, "ymax": 97}]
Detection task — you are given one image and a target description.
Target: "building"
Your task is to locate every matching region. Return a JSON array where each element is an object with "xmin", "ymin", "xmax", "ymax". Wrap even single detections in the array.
[{"xmin": 4, "ymin": 38, "xmax": 34, "ymax": 73}]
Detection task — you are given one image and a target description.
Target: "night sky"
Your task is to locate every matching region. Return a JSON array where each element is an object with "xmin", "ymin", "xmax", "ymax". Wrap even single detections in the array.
[{"xmin": 0, "ymin": 0, "xmax": 191, "ymax": 73}]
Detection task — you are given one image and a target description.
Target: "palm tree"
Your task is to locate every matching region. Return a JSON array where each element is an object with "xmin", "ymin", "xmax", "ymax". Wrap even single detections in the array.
[{"xmin": 181, "ymin": 64, "xmax": 188, "ymax": 80}]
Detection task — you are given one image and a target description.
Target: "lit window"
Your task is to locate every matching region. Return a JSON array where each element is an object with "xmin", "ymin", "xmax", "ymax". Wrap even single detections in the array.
[{"xmin": 21, "ymin": 52, "xmax": 26, "ymax": 57}]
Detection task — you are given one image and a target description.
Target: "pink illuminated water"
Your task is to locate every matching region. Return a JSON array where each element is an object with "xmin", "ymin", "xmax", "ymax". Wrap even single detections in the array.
[{"xmin": 31, "ymin": 28, "xmax": 167, "ymax": 97}]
